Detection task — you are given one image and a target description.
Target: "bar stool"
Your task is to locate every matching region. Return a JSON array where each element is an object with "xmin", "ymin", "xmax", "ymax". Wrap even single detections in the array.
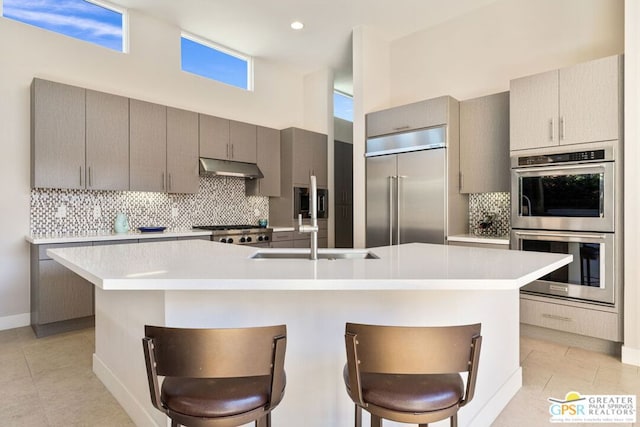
[
  {"xmin": 142, "ymin": 324, "xmax": 287, "ymax": 427},
  {"xmin": 343, "ymin": 322, "xmax": 482, "ymax": 427}
]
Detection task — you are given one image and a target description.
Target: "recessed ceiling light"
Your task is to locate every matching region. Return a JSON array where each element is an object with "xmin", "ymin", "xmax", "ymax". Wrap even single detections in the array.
[{"xmin": 290, "ymin": 21, "xmax": 304, "ymax": 30}]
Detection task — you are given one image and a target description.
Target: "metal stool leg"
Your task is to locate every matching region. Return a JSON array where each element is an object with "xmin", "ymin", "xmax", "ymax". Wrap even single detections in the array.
[
  {"xmin": 370, "ymin": 414, "xmax": 382, "ymax": 427},
  {"xmin": 451, "ymin": 412, "xmax": 458, "ymax": 427},
  {"xmin": 354, "ymin": 404, "xmax": 362, "ymax": 427}
]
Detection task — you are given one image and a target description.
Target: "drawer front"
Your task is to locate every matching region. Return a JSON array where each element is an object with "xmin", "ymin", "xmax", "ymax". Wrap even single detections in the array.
[
  {"xmin": 37, "ymin": 242, "xmax": 92, "ymax": 260},
  {"xmin": 520, "ymin": 297, "xmax": 621, "ymax": 341},
  {"xmin": 272, "ymin": 231, "xmax": 294, "ymax": 242}
]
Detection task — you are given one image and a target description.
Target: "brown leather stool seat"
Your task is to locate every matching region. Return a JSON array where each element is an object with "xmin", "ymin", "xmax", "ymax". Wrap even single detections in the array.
[
  {"xmin": 161, "ymin": 376, "xmax": 275, "ymax": 418},
  {"xmin": 343, "ymin": 322, "xmax": 482, "ymax": 427},
  {"xmin": 143, "ymin": 324, "xmax": 287, "ymax": 427},
  {"xmin": 343, "ymin": 367, "xmax": 464, "ymax": 413}
]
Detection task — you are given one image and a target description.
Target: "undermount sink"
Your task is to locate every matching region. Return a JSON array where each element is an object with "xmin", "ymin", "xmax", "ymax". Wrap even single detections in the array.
[{"xmin": 250, "ymin": 249, "xmax": 379, "ymax": 260}]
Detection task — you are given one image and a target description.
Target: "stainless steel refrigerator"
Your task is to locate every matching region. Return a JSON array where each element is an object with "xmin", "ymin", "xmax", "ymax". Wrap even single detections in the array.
[{"xmin": 366, "ymin": 126, "xmax": 448, "ymax": 247}]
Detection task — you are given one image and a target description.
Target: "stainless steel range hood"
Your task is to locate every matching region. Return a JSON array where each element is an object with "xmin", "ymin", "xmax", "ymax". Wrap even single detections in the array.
[{"xmin": 199, "ymin": 158, "xmax": 264, "ymax": 179}]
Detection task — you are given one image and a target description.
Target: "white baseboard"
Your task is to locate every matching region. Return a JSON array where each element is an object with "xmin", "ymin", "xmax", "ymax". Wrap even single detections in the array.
[
  {"xmin": 621, "ymin": 345, "xmax": 640, "ymax": 366},
  {"xmin": 93, "ymin": 353, "xmax": 162, "ymax": 427},
  {"xmin": 0, "ymin": 312, "xmax": 30, "ymax": 331},
  {"xmin": 467, "ymin": 367, "xmax": 522, "ymax": 426}
]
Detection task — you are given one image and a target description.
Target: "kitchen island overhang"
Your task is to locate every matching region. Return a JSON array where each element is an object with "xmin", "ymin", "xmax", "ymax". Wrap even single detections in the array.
[{"xmin": 48, "ymin": 240, "xmax": 571, "ymax": 427}]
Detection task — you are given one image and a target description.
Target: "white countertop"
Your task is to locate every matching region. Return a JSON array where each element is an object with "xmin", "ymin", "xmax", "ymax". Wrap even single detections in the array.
[
  {"xmin": 26, "ymin": 229, "xmax": 213, "ymax": 244},
  {"xmin": 48, "ymin": 240, "xmax": 571, "ymax": 292},
  {"xmin": 447, "ymin": 233, "xmax": 510, "ymax": 245}
]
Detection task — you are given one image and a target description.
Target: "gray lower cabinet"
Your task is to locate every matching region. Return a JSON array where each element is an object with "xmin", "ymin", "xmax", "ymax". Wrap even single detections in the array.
[
  {"xmin": 31, "ymin": 243, "xmax": 94, "ymax": 337},
  {"xmin": 130, "ymin": 99, "xmax": 167, "ymax": 192},
  {"xmin": 520, "ymin": 294, "xmax": 621, "ymax": 342},
  {"xmin": 459, "ymin": 92, "xmax": 510, "ymax": 193},
  {"xmin": 246, "ymin": 126, "xmax": 281, "ymax": 197}
]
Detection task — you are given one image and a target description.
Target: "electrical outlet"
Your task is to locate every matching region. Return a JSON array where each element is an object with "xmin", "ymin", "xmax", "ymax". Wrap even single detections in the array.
[
  {"xmin": 171, "ymin": 207, "xmax": 179, "ymax": 218},
  {"xmin": 93, "ymin": 205, "xmax": 101, "ymax": 219},
  {"xmin": 55, "ymin": 204, "xmax": 67, "ymax": 218}
]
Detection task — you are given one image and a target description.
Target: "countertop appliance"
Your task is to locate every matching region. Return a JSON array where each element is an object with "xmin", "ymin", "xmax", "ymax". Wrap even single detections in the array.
[
  {"xmin": 192, "ymin": 225, "xmax": 272, "ymax": 247},
  {"xmin": 510, "ymin": 145, "xmax": 620, "ymax": 305},
  {"xmin": 366, "ymin": 125, "xmax": 450, "ymax": 247}
]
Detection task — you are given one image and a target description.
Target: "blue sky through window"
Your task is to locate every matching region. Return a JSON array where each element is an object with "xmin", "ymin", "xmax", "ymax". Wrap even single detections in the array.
[
  {"xmin": 334, "ymin": 91, "xmax": 353, "ymax": 122},
  {"xmin": 2, "ymin": 0, "xmax": 124, "ymax": 52},
  {"xmin": 181, "ymin": 36, "xmax": 250, "ymax": 90}
]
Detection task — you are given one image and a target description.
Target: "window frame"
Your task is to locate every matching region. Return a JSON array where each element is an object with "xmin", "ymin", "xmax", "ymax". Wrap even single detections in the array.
[
  {"xmin": 333, "ymin": 90, "xmax": 354, "ymax": 122},
  {"xmin": 180, "ymin": 31, "xmax": 254, "ymax": 91}
]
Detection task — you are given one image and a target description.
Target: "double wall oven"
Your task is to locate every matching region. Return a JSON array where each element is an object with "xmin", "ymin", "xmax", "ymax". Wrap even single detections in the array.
[{"xmin": 511, "ymin": 146, "xmax": 620, "ymax": 305}]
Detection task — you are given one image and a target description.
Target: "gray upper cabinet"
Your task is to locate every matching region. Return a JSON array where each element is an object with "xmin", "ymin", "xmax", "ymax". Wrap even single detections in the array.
[
  {"xmin": 510, "ymin": 55, "xmax": 621, "ymax": 151},
  {"xmin": 366, "ymin": 96, "xmax": 449, "ymax": 138},
  {"xmin": 460, "ymin": 91, "xmax": 510, "ymax": 193},
  {"xmin": 287, "ymin": 128, "xmax": 328, "ymax": 188},
  {"xmin": 130, "ymin": 99, "xmax": 167, "ymax": 192},
  {"xmin": 167, "ymin": 107, "xmax": 199, "ymax": 194},
  {"xmin": 199, "ymin": 115, "xmax": 257, "ymax": 163},
  {"xmin": 246, "ymin": 126, "xmax": 281, "ymax": 197},
  {"xmin": 230, "ymin": 120, "xmax": 257, "ymax": 163},
  {"xmin": 86, "ymin": 90, "xmax": 130, "ymax": 191},
  {"xmin": 199, "ymin": 115, "xmax": 229, "ymax": 160},
  {"xmin": 31, "ymin": 78, "xmax": 86, "ymax": 189}
]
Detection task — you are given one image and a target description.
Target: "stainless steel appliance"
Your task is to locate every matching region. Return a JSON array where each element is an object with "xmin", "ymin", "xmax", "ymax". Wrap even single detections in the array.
[
  {"xmin": 511, "ymin": 230, "xmax": 615, "ymax": 304},
  {"xmin": 511, "ymin": 147, "xmax": 615, "ymax": 232},
  {"xmin": 294, "ymin": 187, "xmax": 328, "ymax": 219},
  {"xmin": 192, "ymin": 225, "xmax": 272, "ymax": 247},
  {"xmin": 511, "ymin": 146, "xmax": 620, "ymax": 305},
  {"xmin": 366, "ymin": 125, "xmax": 448, "ymax": 246}
]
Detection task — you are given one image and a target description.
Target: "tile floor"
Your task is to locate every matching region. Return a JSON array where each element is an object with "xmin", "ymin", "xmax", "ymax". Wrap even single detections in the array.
[{"xmin": 1, "ymin": 326, "xmax": 638, "ymax": 426}]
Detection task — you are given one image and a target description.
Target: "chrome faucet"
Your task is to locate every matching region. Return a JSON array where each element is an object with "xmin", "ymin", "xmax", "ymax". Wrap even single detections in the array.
[{"xmin": 298, "ymin": 175, "xmax": 319, "ymax": 260}]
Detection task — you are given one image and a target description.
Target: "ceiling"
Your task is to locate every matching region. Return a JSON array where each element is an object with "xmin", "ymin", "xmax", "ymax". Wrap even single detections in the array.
[{"xmin": 108, "ymin": 0, "xmax": 500, "ymax": 94}]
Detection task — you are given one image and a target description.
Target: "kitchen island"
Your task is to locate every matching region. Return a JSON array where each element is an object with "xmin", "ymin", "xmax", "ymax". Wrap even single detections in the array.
[{"xmin": 48, "ymin": 240, "xmax": 571, "ymax": 427}]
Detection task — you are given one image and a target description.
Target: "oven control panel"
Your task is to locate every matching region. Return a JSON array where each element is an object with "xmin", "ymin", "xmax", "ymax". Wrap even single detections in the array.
[{"xmin": 517, "ymin": 149, "xmax": 605, "ymax": 166}]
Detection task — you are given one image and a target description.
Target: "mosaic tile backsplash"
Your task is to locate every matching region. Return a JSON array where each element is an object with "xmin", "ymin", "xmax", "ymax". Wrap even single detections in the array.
[
  {"xmin": 30, "ymin": 177, "xmax": 269, "ymax": 236},
  {"xmin": 468, "ymin": 192, "xmax": 510, "ymax": 237}
]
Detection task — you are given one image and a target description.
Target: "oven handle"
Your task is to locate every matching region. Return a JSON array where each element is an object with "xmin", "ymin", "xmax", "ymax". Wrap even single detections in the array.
[
  {"xmin": 513, "ymin": 230, "xmax": 607, "ymax": 240},
  {"xmin": 513, "ymin": 162, "xmax": 608, "ymax": 174}
]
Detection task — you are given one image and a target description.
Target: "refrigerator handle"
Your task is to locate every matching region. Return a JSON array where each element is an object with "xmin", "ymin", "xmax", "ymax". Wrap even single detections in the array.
[
  {"xmin": 389, "ymin": 176, "xmax": 394, "ymax": 245},
  {"xmin": 397, "ymin": 176, "xmax": 406, "ymax": 244}
]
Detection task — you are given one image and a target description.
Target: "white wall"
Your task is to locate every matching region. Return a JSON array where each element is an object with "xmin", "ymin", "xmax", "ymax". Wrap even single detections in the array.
[
  {"xmin": 390, "ymin": 0, "xmax": 624, "ymax": 104},
  {"xmin": 623, "ymin": 0, "xmax": 640, "ymax": 366},
  {"xmin": 352, "ymin": 26, "xmax": 391, "ymax": 248},
  {"xmin": 0, "ymin": 9, "xmax": 308, "ymax": 326}
]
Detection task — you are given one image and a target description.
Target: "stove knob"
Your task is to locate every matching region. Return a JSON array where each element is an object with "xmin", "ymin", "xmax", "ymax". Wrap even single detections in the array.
[
  {"xmin": 246, "ymin": 236, "xmax": 252, "ymax": 243},
  {"xmin": 219, "ymin": 238, "xmax": 227, "ymax": 243},
  {"xmin": 264, "ymin": 235, "xmax": 270, "ymax": 241},
  {"xmin": 240, "ymin": 237, "xmax": 246, "ymax": 243},
  {"xmin": 258, "ymin": 236, "xmax": 264, "ymax": 241},
  {"xmin": 227, "ymin": 238, "xmax": 234, "ymax": 244}
]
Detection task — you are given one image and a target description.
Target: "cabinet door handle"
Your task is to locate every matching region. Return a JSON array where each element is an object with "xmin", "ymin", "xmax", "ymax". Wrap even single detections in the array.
[
  {"xmin": 393, "ymin": 125, "xmax": 410, "ymax": 131},
  {"xmin": 560, "ymin": 116, "xmax": 565, "ymax": 140},
  {"xmin": 231, "ymin": 144, "xmax": 234, "ymax": 159},
  {"xmin": 459, "ymin": 172, "xmax": 463, "ymax": 191},
  {"xmin": 79, "ymin": 166, "xmax": 83, "ymax": 187},
  {"xmin": 167, "ymin": 173, "xmax": 172, "ymax": 192},
  {"xmin": 542, "ymin": 313, "xmax": 572, "ymax": 322},
  {"xmin": 88, "ymin": 166, "xmax": 92, "ymax": 188},
  {"xmin": 226, "ymin": 144, "xmax": 230, "ymax": 159},
  {"xmin": 161, "ymin": 172, "xmax": 165, "ymax": 191},
  {"xmin": 549, "ymin": 119, "xmax": 554, "ymax": 141}
]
